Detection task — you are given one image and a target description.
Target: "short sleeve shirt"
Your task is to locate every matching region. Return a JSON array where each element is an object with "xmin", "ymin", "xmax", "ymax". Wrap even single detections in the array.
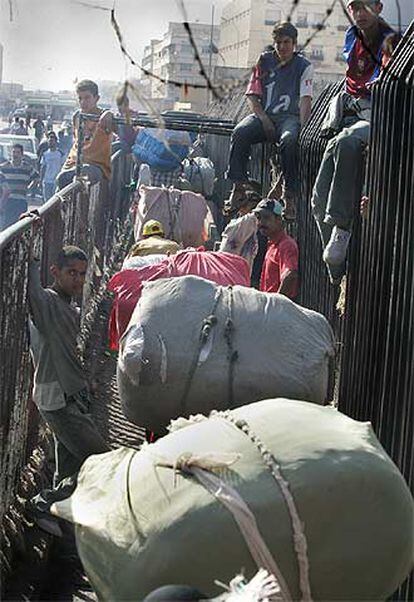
[
  {"xmin": 0, "ymin": 160, "xmax": 38, "ymax": 202},
  {"xmin": 41, "ymin": 148, "xmax": 64, "ymax": 184},
  {"xmin": 246, "ymin": 52, "xmax": 313, "ymax": 117},
  {"xmin": 260, "ymin": 231, "xmax": 299, "ymax": 298}
]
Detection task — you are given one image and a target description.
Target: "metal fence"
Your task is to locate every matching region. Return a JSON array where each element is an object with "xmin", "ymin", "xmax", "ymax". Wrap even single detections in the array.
[
  {"xmin": 206, "ymin": 26, "xmax": 413, "ymax": 600},
  {"xmin": 337, "ymin": 25, "xmax": 414, "ymax": 600},
  {"xmin": 0, "ymin": 151, "xmax": 133, "ymax": 584}
]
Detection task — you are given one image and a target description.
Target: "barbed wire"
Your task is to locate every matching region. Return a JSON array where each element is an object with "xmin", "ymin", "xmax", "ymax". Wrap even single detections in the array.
[
  {"xmin": 175, "ymin": 0, "xmax": 221, "ymax": 100},
  {"xmin": 298, "ymin": 0, "xmax": 338, "ymax": 53},
  {"xmin": 110, "ymin": 7, "xmax": 220, "ymax": 97},
  {"xmin": 286, "ymin": 0, "xmax": 301, "ymax": 24}
]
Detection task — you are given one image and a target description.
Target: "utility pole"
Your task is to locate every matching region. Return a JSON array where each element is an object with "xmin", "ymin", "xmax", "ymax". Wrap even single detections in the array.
[{"xmin": 207, "ymin": 3, "xmax": 215, "ymax": 109}]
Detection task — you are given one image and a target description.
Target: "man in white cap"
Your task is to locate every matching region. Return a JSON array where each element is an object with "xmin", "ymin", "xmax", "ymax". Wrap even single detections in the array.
[
  {"xmin": 253, "ymin": 199, "xmax": 299, "ymax": 299},
  {"xmin": 311, "ymin": 0, "xmax": 393, "ymax": 282}
]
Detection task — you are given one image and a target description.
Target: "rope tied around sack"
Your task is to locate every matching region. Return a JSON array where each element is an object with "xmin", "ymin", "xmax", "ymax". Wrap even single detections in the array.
[
  {"xmin": 155, "ymin": 451, "xmax": 290, "ymax": 601},
  {"xmin": 180, "ymin": 286, "xmax": 239, "ymax": 414},
  {"xmin": 179, "ymin": 287, "xmax": 222, "ymax": 413},
  {"xmin": 213, "ymin": 411, "xmax": 313, "ymax": 602},
  {"xmin": 223, "ymin": 286, "xmax": 238, "ymax": 408}
]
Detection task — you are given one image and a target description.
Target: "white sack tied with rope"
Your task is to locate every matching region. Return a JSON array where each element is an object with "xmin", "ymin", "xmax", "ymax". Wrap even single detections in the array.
[
  {"xmin": 117, "ymin": 275, "xmax": 335, "ymax": 433},
  {"xmin": 52, "ymin": 399, "xmax": 414, "ymax": 602}
]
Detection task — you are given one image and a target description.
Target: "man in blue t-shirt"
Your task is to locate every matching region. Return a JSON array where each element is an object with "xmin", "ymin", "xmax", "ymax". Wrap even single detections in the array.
[{"xmin": 226, "ymin": 22, "xmax": 313, "ymax": 220}]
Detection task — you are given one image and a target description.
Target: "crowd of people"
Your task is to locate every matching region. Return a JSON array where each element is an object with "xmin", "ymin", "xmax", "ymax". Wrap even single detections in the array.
[
  {"xmin": 0, "ymin": 112, "xmax": 75, "ymax": 230},
  {"xmin": 4, "ymin": 0, "xmax": 401, "ymax": 596}
]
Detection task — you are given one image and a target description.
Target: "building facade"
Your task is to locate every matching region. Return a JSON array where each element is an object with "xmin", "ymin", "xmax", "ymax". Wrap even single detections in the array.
[
  {"xmin": 0, "ymin": 44, "xmax": 3, "ymax": 86},
  {"xmin": 219, "ymin": 0, "xmax": 350, "ymax": 84},
  {"xmin": 140, "ymin": 22, "xmax": 220, "ymax": 113}
]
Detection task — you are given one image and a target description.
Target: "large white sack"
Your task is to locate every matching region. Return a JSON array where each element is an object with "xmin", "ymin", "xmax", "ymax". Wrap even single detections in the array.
[
  {"xmin": 117, "ymin": 276, "xmax": 335, "ymax": 432},
  {"xmin": 53, "ymin": 399, "xmax": 414, "ymax": 601}
]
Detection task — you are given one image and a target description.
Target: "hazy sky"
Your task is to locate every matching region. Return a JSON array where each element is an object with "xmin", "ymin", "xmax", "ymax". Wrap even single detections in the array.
[{"xmin": 0, "ymin": 0, "xmax": 226, "ymax": 91}]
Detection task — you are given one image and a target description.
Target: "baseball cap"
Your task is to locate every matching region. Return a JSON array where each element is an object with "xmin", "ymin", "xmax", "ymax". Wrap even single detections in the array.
[
  {"xmin": 142, "ymin": 219, "xmax": 164, "ymax": 237},
  {"xmin": 253, "ymin": 198, "xmax": 284, "ymax": 217}
]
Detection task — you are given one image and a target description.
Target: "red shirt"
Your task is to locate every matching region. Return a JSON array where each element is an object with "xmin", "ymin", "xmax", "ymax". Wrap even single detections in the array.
[
  {"xmin": 260, "ymin": 231, "xmax": 299, "ymax": 298},
  {"xmin": 346, "ymin": 38, "xmax": 379, "ymax": 98}
]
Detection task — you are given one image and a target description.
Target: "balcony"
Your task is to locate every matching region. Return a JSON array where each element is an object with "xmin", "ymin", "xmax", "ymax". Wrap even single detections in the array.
[{"xmin": 309, "ymin": 51, "xmax": 324, "ymax": 61}]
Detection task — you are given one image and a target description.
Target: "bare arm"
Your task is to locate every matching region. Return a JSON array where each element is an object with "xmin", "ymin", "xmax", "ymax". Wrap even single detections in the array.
[
  {"xmin": 247, "ymin": 95, "xmax": 275, "ymax": 141},
  {"xmin": 300, "ymin": 96, "xmax": 312, "ymax": 128},
  {"xmin": 278, "ymin": 270, "xmax": 299, "ymax": 298},
  {"xmin": 247, "ymin": 95, "xmax": 267, "ymax": 118}
]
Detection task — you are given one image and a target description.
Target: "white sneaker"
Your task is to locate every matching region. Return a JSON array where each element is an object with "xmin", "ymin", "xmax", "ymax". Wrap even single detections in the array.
[{"xmin": 323, "ymin": 226, "xmax": 351, "ymax": 266}]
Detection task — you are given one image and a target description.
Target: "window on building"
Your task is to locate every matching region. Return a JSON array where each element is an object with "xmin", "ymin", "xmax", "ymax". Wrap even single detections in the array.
[
  {"xmin": 265, "ymin": 7, "xmax": 281, "ymax": 26},
  {"xmin": 310, "ymin": 45, "xmax": 324, "ymax": 60},
  {"xmin": 336, "ymin": 46, "xmax": 345, "ymax": 61},
  {"xmin": 180, "ymin": 63, "xmax": 192, "ymax": 72},
  {"xmin": 312, "ymin": 13, "xmax": 325, "ymax": 28},
  {"xmin": 296, "ymin": 13, "xmax": 308, "ymax": 28}
]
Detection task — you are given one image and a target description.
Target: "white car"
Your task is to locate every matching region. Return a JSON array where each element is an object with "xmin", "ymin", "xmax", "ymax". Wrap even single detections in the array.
[{"xmin": 0, "ymin": 134, "xmax": 38, "ymax": 166}]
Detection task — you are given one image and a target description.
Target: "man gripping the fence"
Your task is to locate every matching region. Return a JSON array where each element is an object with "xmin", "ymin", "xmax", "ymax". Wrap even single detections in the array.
[
  {"xmin": 22, "ymin": 214, "xmax": 109, "ymax": 536},
  {"xmin": 226, "ymin": 22, "xmax": 313, "ymax": 221}
]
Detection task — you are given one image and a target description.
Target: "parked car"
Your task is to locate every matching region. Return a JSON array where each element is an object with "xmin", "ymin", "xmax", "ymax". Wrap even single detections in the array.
[{"xmin": 0, "ymin": 134, "xmax": 38, "ymax": 166}]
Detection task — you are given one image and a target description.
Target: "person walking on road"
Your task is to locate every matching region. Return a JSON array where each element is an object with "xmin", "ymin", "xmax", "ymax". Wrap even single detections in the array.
[
  {"xmin": 33, "ymin": 117, "xmax": 45, "ymax": 143},
  {"xmin": 40, "ymin": 131, "xmax": 64, "ymax": 202},
  {"xmin": 0, "ymin": 143, "xmax": 38, "ymax": 231}
]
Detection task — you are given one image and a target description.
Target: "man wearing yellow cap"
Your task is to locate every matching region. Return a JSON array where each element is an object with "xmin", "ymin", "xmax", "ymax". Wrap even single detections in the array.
[{"xmin": 129, "ymin": 220, "xmax": 181, "ymax": 257}]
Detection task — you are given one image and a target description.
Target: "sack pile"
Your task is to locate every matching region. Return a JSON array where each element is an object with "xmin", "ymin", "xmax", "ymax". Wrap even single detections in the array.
[{"xmin": 53, "ymin": 398, "xmax": 414, "ymax": 601}]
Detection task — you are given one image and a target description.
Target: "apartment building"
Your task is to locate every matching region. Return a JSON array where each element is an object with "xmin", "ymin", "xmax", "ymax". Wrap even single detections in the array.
[
  {"xmin": 219, "ymin": 0, "xmax": 350, "ymax": 83},
  {"xmin": 140, "ymin": 22, "xmax": 220, "ymax": 113}
]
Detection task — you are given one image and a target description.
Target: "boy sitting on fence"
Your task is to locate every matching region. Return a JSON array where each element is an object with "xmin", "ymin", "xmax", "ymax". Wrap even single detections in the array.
[
  {"xmin": 57, "ymin": 79, "xmax": 116, "ymax": 190},
  {"xmin": 22, "ymin": 213, "xmax": 109, "ymax": 535}
]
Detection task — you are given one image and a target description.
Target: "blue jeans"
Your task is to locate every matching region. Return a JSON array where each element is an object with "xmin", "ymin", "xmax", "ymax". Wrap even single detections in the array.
[
  {"xmin": 228, "ymin": 113, "xmax": 301, "ymax": 195},
  {"xmin": 56, "ymin": 163, "xmax": 104, "ymax": 190},
  {"xmin": 0, "ymin": 197, "xmax": 27, "ymax": 232},
  {"xmin": 311, "ymin": 117, "xmax": 369, "ymax": 247}
]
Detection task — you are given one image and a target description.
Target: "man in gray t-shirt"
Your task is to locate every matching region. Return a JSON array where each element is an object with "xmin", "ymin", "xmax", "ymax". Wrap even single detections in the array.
[{"xmin": 25, "ymin": 230, "xmax": 109, "ymax": 535}]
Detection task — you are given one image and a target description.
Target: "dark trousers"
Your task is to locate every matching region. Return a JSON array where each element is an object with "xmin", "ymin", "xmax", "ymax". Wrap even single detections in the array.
[
  {"xmin": 32, "ymin": 389, "xmax": 109, "ymax": 512},
  {"xmin": 227, "ymin": 113, "xmax": 301, "ymax": 195},
  {"xmin": 56, "ymin": 164, "xmax": 103, "ymax": 190},
  {"xmin": 311, "ymin": 117, "xmax": 369, "ymax": 248},
  {"xmin": 0, "ymin": 198, "xmax": 27, "ymax": 231}
]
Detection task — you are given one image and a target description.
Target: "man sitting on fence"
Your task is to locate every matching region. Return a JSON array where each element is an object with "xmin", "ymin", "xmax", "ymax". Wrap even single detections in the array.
[
  {"xmin": 311, "ymin": 0, "xmax": 393, "ymax": 282},
  {"xmin": 57, "ymin": 79, "xmax": 116, "ymax": 189},
  {"xmin": 254, "ymin": 198, "xmax": 299, "ymax": 299},
  {"xmin": 226, "ymin": 22, "xmax": 313, "ymax": 221},
  {"xmin": 22, "ymin": 222, "xmax": 109, "ymax": 535}
]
